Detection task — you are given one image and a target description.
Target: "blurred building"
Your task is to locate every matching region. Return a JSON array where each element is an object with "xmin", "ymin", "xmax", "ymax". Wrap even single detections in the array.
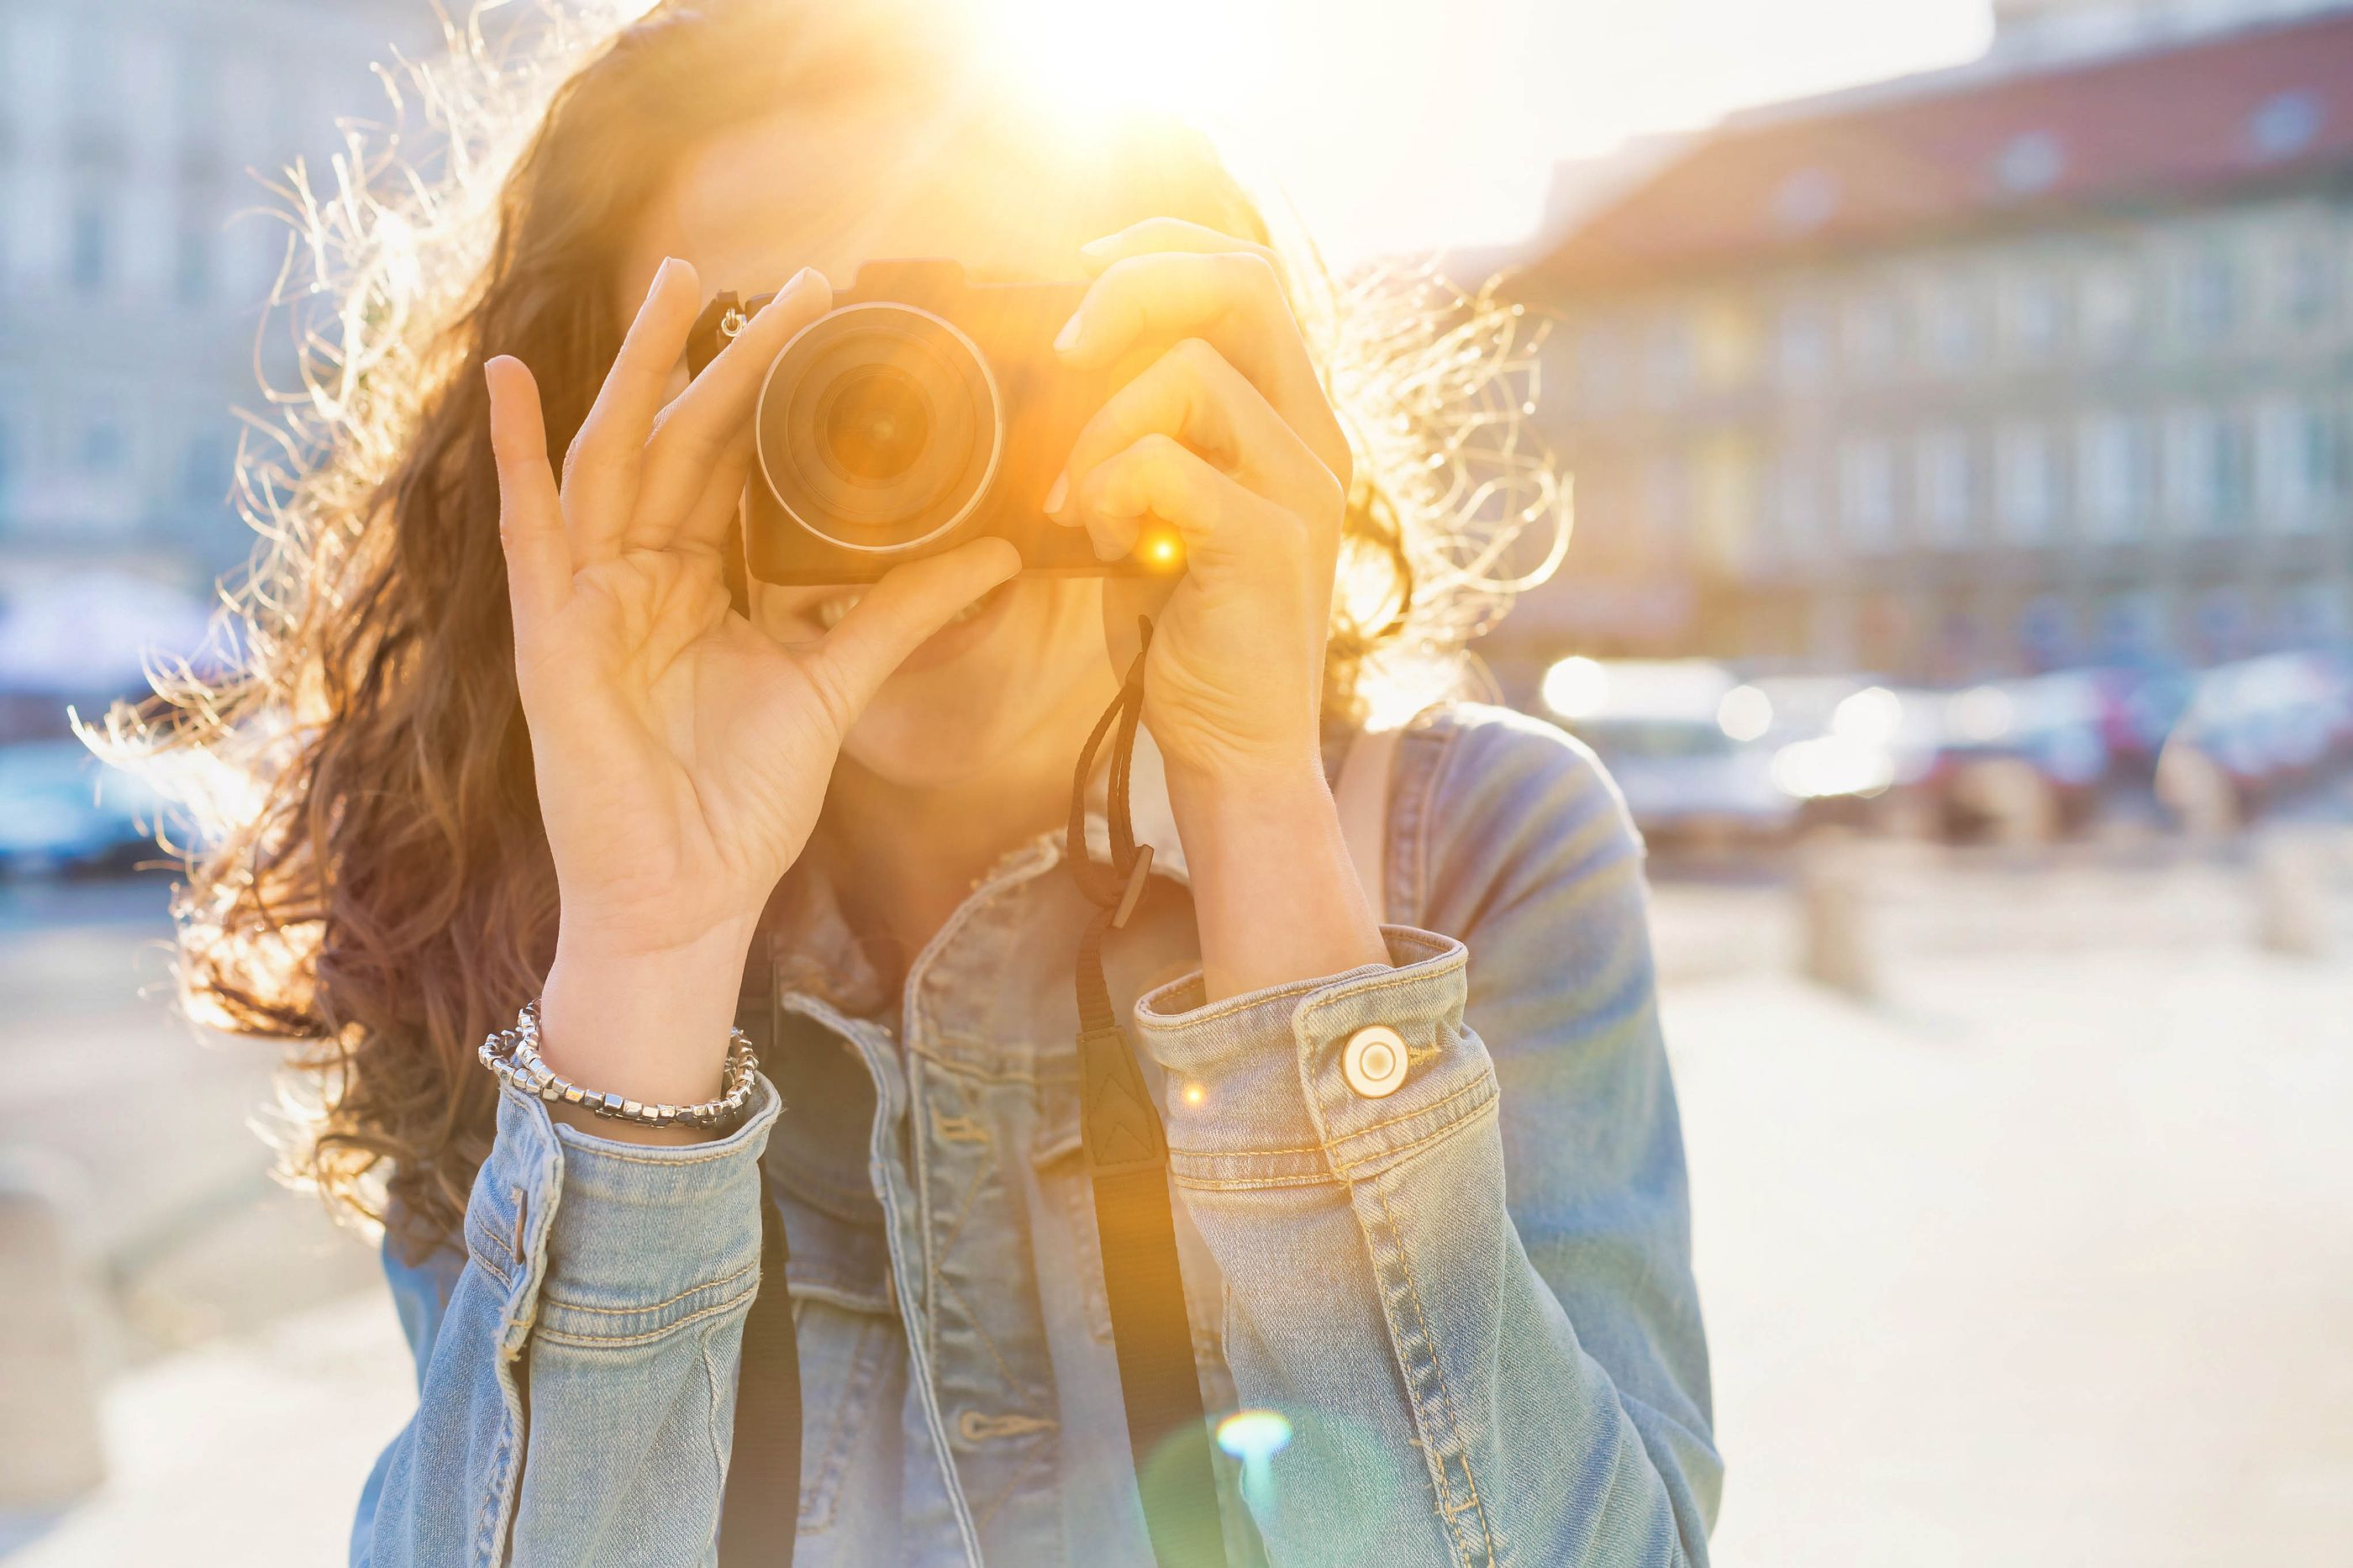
[
  {"xmin": 0, "ymin": 0, "xmax": 426, "ymax": 605},
  {"xmin": 1505, "ymin": 1, "xmax": 2353, "ymax": 683}
]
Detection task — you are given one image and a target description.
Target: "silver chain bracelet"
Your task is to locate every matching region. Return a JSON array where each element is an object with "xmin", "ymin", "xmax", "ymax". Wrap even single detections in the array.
[{"xmin": 478, "ymin": 998, "xmax": 761, "ymax": 1132}]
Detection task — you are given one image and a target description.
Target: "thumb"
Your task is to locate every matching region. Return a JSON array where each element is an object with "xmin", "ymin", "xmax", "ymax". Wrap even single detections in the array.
[{"xmin": 809, "ymin": 539, "xmax": 1023, "ymax": 719}]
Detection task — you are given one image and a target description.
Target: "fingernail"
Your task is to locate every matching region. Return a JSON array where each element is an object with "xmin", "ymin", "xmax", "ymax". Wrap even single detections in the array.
[
  {"xmin": 1079, "ymin": 235, "xmax": 1116, "ymax": 256},
  {"xmin": 1042, "ymin": 473, "xmax": 1068, "ymax": 515},
  {"xmin": 1053, "ymin": 311, "xmax": 1083, "ymax": 353},
  {"xmin": 786, "ymin": 266, "xmax": 816, "ymax": 294},
  {"xmin": 648, "ymin": 256, "xmax": 678, "ymax": 297}
]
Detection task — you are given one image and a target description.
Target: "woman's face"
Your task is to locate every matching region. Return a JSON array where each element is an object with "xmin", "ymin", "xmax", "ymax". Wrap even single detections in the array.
[{"xmin": 619, "ymin": 102, "xmax": 1119, "ymax": 790}]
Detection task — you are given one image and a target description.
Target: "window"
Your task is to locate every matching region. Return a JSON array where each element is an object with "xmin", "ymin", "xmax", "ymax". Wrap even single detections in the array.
[
  {"xmin": 2002, "ymin": 270, "xmax": 2065, "ymax": 358},
  {"xmin": 1770, "ymin": 447, "xmax": 1824, "ymax": 563},
  {"xmin": 2077, "ymin": 413, "xmax": 2153, "ymax": 543},
  {"xmin": 1644, "ymin": 454, "xmax": 1692, "ymax": 545},
  {"xmin": 2276, "ymin": 235, "xmax": 2334, "ymax": 328},
  {"xmin": 1775, "ymin": 300, "xmax": 1829, "ymax": 388},
  {"xmin": 1838, "ymin": 438, "xmax": 1898, "ymax": 553},
  {"xmin": 2166, "ymin": 408, "xmax": 2252, "ymax": 533},
  {"xmin": 1913, "ymin": 428, "xmax": 1974, "ymax": 550},
  {"xmin": 1924, "ymin": 276, "xmax": 1983, "ymax": 371},
  {"xmin": 2078, "ymin": 260, "xmax": 2142, "ymax": 358},
  {"xmin": 1844, "ymin": 292, "xmax": 1903, "ymax": 380},
  {"xmin": 1996, "ymin": 424, "xmax": 2059, "ymax": 543},
  {"xmin": 2179, "ymin": 245, "xmax": 2239, "ymax": 341},
  {"xmin": 1640, "ymin": 317, "xmax": 1693, "ymax": 408},
  {"xmin": 2256, "ymin": 399, "xmax": 2336, "ymax": 531}
]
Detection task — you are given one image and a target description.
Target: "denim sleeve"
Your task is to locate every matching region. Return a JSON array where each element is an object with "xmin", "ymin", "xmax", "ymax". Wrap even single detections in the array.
[
  {"xmin": 1133, "ymin": 706, "xmax": 1719, "ymax": 1566},
  {"xmin": 351, "ymin": 1074, "xmax": 782, "ymax": 1567}
]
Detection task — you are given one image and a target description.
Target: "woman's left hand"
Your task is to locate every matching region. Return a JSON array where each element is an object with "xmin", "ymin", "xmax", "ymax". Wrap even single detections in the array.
[{"xmin": 1047, "ymin": 219, "xmax": 1354, "ymax": 792}]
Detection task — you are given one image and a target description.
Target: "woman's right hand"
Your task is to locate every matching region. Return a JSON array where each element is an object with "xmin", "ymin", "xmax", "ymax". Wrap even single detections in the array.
[{"xmin": 487, "ymin": 258, "xmax": 1018, "ymax": 1136}]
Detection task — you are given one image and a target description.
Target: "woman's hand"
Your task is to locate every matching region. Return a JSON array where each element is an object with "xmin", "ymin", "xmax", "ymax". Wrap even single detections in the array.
[
  {"xmin": 1047, "ymin": 223, "xmax": 1387, "ymax": 998},
  {"xmin": 489, "ymin": 258, "xmax": 1018, "ymax": 1130},
  {"xmin": 1047, "ymin": 219, "xmax": 1354, "ymax": 791}
]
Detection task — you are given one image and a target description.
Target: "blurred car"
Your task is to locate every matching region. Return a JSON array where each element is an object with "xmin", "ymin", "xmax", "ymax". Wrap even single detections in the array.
[
  {"xmin": 1539, "ymin": 658, "xmax": 1799, "ymax": 846},
  {"xmin": 0, "ymin": 739, "xmax": 166, "ymax": 877},
  {"xmin": 1935, "ymin": 672, "xmax": 2111, "ymax": 839},
  {"xmin": 2082, "ymin": 664, "xmax": 2196, "ymax": 778},
  {"xmin": 2159, "ymin": 652, "xmax": 2353, "ymax": 817}
]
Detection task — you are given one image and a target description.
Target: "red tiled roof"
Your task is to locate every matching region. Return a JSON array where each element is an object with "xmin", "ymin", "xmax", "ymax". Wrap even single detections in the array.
[{"xmin": 1524, "ymin": 11, "xmax": 2353, "ymax": 289}]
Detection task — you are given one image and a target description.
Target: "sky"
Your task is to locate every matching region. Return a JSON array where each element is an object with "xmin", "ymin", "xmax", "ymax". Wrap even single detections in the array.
[{"xmin": 984, "ymin": 0, "xmax": 1997, "ymax": 260}]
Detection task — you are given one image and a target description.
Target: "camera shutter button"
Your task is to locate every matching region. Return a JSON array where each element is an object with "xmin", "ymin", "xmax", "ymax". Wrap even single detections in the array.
[{"xmin": 1340, "ymin": 1025, "xmax": 1408, "ymax": 1099}]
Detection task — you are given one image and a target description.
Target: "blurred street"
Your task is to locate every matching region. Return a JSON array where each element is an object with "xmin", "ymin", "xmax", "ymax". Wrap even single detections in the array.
[{"xmin": 3, "ymin": 834, "xmax": 2348, "ymax": 1566}]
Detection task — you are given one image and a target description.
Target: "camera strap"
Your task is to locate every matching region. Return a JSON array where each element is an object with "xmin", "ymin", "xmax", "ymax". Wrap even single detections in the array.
[
  {"xmin": 1065, "ymin": 617, "xmax": 1231, "ymax": 1568},
  {"xmin": 719, "ymin": 928, "xmax": 801, "ymax": 1568}
]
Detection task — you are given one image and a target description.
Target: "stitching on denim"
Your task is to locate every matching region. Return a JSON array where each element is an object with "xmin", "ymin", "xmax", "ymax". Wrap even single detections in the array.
[
  {"xmin": 1174, "ymin": 1072, "xmax": 1493, "ymax": 1161},
  {"xmin": 540, "ymin": 1257, "xmax": 758, "ymax": 1316},
  {"xmin": 965, "ymin": 1415, "xmax": 1055, "ymax": 1540},
  {"xmin": 1377, "ymin": 1174, "xmax": 1497, "ymax": 1566},
  {"xmin": 802, "ymin": 1313, "xmax": 891, "ymax": 1532},
  {"xmin": 903, "ymin": 1046, "xmax": 1046, "ymax": 1086},
  {"xmin": 466, "ymin": 1241, "xmax": 513, "ymax": 1291},
  {"xmin": 931, "ymin": 1108, "xmax": 992, "ymax": 1144},
  {"xmin": 1331, "ymin": 1093, "xmax": 1495, "ymax": 1179},
  {"xmin": 1133, "ymin": 938, "xmax": 1461, "ymax": 1043},
  {"xmin": 937, "ymin": 1272, "xmax": 1026, "ymax": 1390},
  {"xmin": 560, "ymin": 1134, "xmax": 769, "ymax": 1169},
  {"xmin": 1292, "ymin": 949, "xmax": 1467, "ymax": 1023},
  {"xmin": 466, "ymin": 1201, "xmax": 519, "ymax": 1279},
  {"xmin": 1171, "ymin": 1168, "xmax": 1334, "ymax": 1192},
  {"xmin": 532, "ymin": 1286, "xmax": 755, "ymax": 1348},
  {"xmin": 1171, "ymin": 1085, "xmax": 1495, "ymax": 1190}
]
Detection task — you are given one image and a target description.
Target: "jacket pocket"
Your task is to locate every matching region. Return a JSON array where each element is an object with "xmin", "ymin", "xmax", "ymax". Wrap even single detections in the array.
[{"xmin": 791, "ymin": 1300, "xmax": 899, "ymax": 1534}]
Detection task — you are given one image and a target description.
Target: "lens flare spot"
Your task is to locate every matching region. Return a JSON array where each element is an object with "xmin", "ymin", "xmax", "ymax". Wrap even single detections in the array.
[
  {"xmin": 1181, "ymin": 1081, "xmax": 1206, "ymax": 1107},
  {"xmin": 1143, "ymin": 531, "xmax": 1184, "ymax": 569},
  {"xmin": 1216, "ymin": 1408, "xmax": 1292, "ymax": 1507}
]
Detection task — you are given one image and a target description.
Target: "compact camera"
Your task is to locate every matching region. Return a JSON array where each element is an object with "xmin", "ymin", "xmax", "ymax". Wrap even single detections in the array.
[{"xmin": 689, "ymin": 260, "xmax": 1167, "ymax": 586}]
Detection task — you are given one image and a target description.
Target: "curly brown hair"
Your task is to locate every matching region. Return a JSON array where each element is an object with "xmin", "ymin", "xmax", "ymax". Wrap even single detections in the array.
[{"xmin": 96, "ymin": 0, "xmax": 1564, "ymax": 1260}]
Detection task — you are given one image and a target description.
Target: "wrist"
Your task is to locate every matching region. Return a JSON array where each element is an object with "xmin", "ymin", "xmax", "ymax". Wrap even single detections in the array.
[
  {"xmin": 538, "ymin": 915, "xmax": 760, "ymax": 1145},
  {"xmin": 1162, "ymin": 755, "xmax": 1387, "ymax": 1001},
  {"xmin": 1161, "ymin": 745, "xmax": 1328, "ymax": 824}
]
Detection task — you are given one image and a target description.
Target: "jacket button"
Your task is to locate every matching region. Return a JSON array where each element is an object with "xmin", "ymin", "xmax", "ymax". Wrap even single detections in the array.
[{"xmin": 1340, "ymin": 1025, "xmax": 1408, "ymax": 1099}]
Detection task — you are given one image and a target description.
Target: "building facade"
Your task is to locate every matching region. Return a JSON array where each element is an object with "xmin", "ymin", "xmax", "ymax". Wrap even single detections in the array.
[
  {"xmin": 0, "ymin": 0, "xmax": 426, "ymax": 601},
  {"xmin": 1505, "ymin": 3, "xmax": 2353, "ymax": 682}
]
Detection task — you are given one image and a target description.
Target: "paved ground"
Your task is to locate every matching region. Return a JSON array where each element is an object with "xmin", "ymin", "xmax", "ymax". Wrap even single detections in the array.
[{"xmin": 2, "ymin": 846, "xmax": 2349, "ymax": 1565}]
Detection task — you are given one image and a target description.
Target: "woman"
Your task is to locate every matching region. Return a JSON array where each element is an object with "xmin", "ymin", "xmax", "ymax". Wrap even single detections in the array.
[{"xmin": 120, "ymin": 2, "xmax": 1718, "ymax": 1561}]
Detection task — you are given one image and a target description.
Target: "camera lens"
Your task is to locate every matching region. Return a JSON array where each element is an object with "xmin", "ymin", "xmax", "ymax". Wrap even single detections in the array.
[
  {"xmin": 755, "ymin": 303, "xmax": 1001, "ymax": 555},
  {"xmin": 819, "ymin": 366, "xmax": 933, "ymax": 486}
]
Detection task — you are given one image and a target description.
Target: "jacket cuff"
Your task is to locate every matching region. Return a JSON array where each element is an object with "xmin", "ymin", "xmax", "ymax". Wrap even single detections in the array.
[
  {"xmin": 468, "ymin": 1071, "xmax": 782, "ymax": 1350},
  {"xmin": 1130, "ymin": 926, "xmax": 1498, "ymax": 1187}
]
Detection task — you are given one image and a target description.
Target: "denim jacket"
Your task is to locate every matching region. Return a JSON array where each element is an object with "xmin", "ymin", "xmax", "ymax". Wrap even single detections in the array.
[{"xmin": 352, "ymin": 703, "xmax": 1720, "ymax": 1566}]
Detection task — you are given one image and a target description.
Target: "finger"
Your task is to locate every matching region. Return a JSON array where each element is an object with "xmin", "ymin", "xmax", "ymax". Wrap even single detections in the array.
[
  {"xmin": 561, "ymin": 255, "xmax": 704, "ymax": 563},
  {"xmin": 633, "ymin": 267, "xmax": 834, "ymax": 551},
  {"xmin": 1078, "ymin": 217, "xmax": 1278, "ymax": 272},
  {"xmin": 1072, "ymin": 433, "xmax": 1288, "ymax": 570},
  {"xmin": 804, "ymin": 539, "xmax": 1023, "ymax": 722},
  {"xmin": 484, "ymin": 355, "xmax": 571, "ymax": 648},
  {"xmin": 1054, "ymin": 248, "xmax": 1350, "ymax": 485},
  {"xmin": 1047, "ymin": 337, "xmax": 1337, "ymax": 534}
]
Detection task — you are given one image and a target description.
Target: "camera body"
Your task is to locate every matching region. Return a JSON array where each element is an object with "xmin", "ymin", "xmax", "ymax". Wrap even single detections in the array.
[{"xmin": 690, "ymin": 260, "xmax": 1150, "ymax": 586}]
